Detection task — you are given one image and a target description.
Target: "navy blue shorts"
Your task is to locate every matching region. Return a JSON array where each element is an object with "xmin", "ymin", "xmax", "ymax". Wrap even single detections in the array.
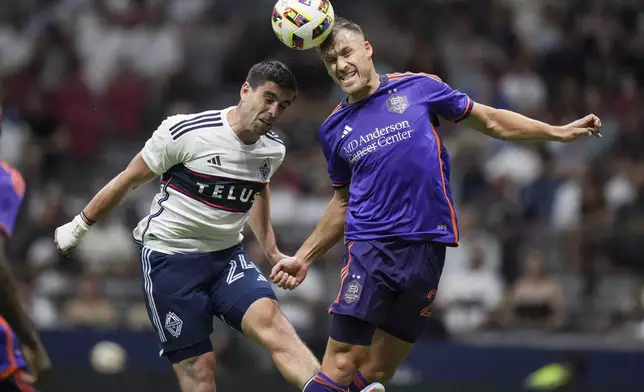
[{"xmin": 138, "ymin": 244, "xmax": 276, "ymax": 363}]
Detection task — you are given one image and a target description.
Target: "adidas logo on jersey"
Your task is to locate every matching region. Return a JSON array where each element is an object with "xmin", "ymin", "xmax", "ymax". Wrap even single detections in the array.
[
  {"xmin": 342, "ymin": 125, "xmax": 353, "ymax": 138},
  {"xmin": 207, "ymin": 156, "xmax": 222, "ymax": 166}
]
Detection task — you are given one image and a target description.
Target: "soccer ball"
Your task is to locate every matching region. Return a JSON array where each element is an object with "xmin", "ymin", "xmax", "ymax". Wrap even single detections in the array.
[
  {"xmin": 271, "ymin": 0, "xmax": 335, "ymax": 50},
  {"xmin": 90, "ymin": 340, "xmax": 127, "ymax": 374}
]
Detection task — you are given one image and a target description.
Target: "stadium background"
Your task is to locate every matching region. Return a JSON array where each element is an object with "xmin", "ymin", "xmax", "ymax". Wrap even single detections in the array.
[{"xmin": 1, "ymin": 0, "xmax": 644, "ymax": 390}]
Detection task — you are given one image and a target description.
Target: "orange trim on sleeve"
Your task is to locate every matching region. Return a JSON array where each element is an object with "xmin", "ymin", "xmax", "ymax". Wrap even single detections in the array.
[
  {"xmin": 430, "ymin": 126, "xmax": 459, "ymax": 245},
  {"xmin": 453, "ymin": 96, "xmax": 473, "ymax": 122},
  {"xmin": 0, "ymin": 162, "xmax": 25, "ymax": 198},
  {"xmin": 0, "ymin": 316, "xmax": 18, "ymax": 380},
  {"xmin": 331, "ymin": 182, "xmax": 348, "ymax": 189}
]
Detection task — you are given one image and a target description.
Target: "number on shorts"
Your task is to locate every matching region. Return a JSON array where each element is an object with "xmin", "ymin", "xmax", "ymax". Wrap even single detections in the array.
[
  {"xmin": 420, "ymin": 289, "xmax": 437, "ymax": 317},
  {"xmin": 226, "ymin": 254, "xmax": 267, "ymax": 285}
]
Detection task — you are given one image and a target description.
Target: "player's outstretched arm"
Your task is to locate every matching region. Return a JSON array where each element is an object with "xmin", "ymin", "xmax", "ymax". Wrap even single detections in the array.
[
  {"xmin": 462, "ymin": 102, "xmax": 602, "ymax": 142},
  {"xmin": 296, "ymin": 186, "xmax": 348, "ymax": 264},
  {"xmin": 248, "ymin": 184, "xmax": 287, "ymax": 265},
  {"xmin": 270, "ymin": 187, "xmax": 348, "ymax": 289},
  {"xmin": 54, "ymin": 153, "xmax": 158, "ymax": 253},
  {"xmin": 0, "ymin": 237, "xmax": 51, "ymax": 378}
]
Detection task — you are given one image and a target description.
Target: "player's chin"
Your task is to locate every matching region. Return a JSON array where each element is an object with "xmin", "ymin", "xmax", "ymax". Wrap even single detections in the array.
[{"xmin": 256, "ymin": 122, "xmax": 272, "ymax": 134}]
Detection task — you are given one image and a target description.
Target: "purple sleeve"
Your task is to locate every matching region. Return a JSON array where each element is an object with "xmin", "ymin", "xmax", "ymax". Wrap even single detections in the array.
[
  {"xmin": 0, "ymin": 165, "xmax": 25, "ymax": 238},
  {"xmin": 417, "ymin": 74, "xmax": 473, "ymax": 123},
  {"xmin": 319, "ymin": 127, "xmax": 351, "ymax": 188}
]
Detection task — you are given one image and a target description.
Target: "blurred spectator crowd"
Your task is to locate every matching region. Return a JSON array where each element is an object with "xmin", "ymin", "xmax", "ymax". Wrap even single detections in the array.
[{"xmin": 2, "ymin": 0, "xmax": 644, "ymax": 374}]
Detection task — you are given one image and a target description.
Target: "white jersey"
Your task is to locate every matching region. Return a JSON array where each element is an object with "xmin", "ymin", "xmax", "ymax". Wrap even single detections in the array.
[{"xmin": 133, "ymin": 106, "xmax": 286, "ymax": 254}]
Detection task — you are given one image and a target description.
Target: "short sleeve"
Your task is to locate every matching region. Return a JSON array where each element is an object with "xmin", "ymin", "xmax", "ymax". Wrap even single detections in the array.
[
  {"xmin": 0, "ymin": 163, "xmax": 25, "ymax": 237},
  {"xmin": 140, "ymin": 116, "xmax": 189, "ymax": 175},
  {"xmin": 319, "ymin": 128, "xmax": 351, "ymax": 188},
  {"xmin": 417, "ymin": 75, "xmax": 473, "ymax": 123}
]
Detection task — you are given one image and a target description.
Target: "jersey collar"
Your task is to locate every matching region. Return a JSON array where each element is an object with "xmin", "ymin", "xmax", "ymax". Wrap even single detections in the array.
[{"xmin": 340, "ymin": 74, "xmax": 389, "ymax": 107}]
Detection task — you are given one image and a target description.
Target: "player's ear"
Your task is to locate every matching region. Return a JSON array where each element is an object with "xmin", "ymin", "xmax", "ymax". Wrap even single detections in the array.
[
  {"xmin": 240, "ymin": 82, "xmax": 251, "ymax": 101},
  {"xmin": 364, "ymin": 40, "xmax": 373, "ymax": 58}
]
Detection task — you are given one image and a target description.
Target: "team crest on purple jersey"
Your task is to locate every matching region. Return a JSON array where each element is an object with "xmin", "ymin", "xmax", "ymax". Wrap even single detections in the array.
[
  {"xmin": 386, "ymin": 92, "xmax": 409, "ymax": 114},
  {"xmin": 344, "ymin": 279, "xmax": 362, "ymax": 304}
]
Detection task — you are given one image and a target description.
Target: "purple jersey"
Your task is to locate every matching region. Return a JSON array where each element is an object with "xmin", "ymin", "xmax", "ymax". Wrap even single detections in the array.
[
  {"xmin": 0, "ymin": 162, "xmax": 25, "ymax": 238},
  {"xmin": 0, "ymin": 316, "xmax": 28, "ymax": 379},
  {"xmin": 319, "ymin": 73, "xmax": 472, "ymax": 246}
]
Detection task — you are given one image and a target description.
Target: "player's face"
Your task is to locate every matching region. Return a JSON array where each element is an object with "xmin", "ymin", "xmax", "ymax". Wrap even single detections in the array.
[
  {"xmin": 240, "ymin": 81, "xmax": 295, "ymax": 135},
  {"xmin": 321, "ymin": 30, "xmax": 375, "ymax": 97}
]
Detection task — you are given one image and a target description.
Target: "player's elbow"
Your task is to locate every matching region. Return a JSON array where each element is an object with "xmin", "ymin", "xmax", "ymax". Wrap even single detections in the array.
[
  {"xmin": 480, "ymin": 107, "xmax": 511, "ymax": 140},
  {"xmin": 466, "ymin": 104, "xmax": 509, "ymax": 140}
]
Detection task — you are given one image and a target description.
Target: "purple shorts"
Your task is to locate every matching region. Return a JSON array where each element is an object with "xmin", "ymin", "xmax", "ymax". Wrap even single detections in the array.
[{"xmin": 329, "ymin": 239, "xmax": 445, "ymax": 343}]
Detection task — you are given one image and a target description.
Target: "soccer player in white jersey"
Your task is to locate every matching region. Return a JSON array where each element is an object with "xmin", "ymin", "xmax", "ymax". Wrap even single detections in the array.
[{"xmin": 53, "ymin": 61, "xmax": 334, "ymax": 392}]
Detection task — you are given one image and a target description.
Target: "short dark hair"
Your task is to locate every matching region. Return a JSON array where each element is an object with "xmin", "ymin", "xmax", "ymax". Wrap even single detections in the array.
[
  {"xmin": 245, "ymin": 60, "xmax": 298, "ymax": 95},
  {"xmin": 318, "ymin": 16, "xmax": 365, "ymax": 55}
]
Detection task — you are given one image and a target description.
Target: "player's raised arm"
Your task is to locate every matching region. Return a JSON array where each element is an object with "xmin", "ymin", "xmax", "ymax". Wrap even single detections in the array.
[
  {"xmin": 462, "ymin": 102, "xmax": 602, "ymax": 142},
  {"xmin": 270, "ymin": 187, "xmax": 348, "ymax": 289},
  {"xmin": 417, "ymin": 74, "xmax": 602, "ymax": 142},
  {"xmin": 54, "ymin": 117, "xmax": 186, "ymax": 253},
  {"xmin": 248, "ymin": 184, "xmax": 288, "ymax": 265},
  {"xmin": 296, "ymin": 186, "xmax": 348, "ymax": 264}
]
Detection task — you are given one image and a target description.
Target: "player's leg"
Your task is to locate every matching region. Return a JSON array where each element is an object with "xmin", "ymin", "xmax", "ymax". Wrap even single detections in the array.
[
  {"xmin": 138, "ymin": 247, "xmax": 219, "ymax": 392},
  {"xmin": 172, "ymin": 350, "xmax": 216, "ymax": 392},
  {"xmin": 211, "ymin": 247, "xmax": 319, "ymax": 389},
  {"xmin": 349, "ymin": 242, "xmax": 445, "ymax": 391},
  {"xmin": 302, "ymin": 240, "xmax": 394, "ymax": 392},
  {"xmin": 240, "ymin": 297, "xmax": 319, "ymax": 388},
  {"xmin": 349, "ymin": 329, "xmax": 413, "ymax": 391}
]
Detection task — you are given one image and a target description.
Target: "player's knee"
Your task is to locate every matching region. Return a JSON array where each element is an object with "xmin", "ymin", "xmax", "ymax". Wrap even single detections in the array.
[
  {"xmin": 173, "ymin": 352, "xmax": 216, "ymax": 392},
  {"xmin": 326, "ymin": 341, "xmax": 369, "ymax": 377},
  {"xmin": 242, "ymin": 298, "xmax": 296, "ymax": 350}
]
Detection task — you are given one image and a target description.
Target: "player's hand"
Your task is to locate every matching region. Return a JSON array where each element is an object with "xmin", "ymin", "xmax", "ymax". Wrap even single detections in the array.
[
  {"xmin": 54, "ymin": 215, "xmax": 91, "ymax": 253},
  {"xmin": 269, "ymin": 256, "xmax": 309, "ymax": 290},
  {"xmin": 556, "ymin": 114, "xmax": 602, "ymax": 142}
]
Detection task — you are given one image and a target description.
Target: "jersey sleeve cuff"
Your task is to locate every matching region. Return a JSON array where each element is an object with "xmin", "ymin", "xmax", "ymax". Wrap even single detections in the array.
[
  {"xmin": 140, "ymin": 150, "xmax": 165, "ymax": 176},
  {"xmin": 331, "ymin": 182, "xmax": 348, "ymax": 189},
  {"xmin": 453, "ymin": 97, "xmax": 473, "ymax": 123}
]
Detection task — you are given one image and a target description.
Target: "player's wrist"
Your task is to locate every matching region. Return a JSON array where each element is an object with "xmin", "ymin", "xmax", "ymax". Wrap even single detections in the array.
[
  {"xmin": 72, "ymin": 214, "xmax": 92, "ymax": 236},
  {"xmin": 266, "ymin": 248, "xmax": 284, "ymax": 265},
  {"xmin": 548, "ymin": 125, "xmax": 565, "ymax": 141}
]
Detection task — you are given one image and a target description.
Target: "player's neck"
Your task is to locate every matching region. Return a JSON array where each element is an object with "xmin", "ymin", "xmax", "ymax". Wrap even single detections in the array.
[
  {"xmin": 347, "ymin": 70, "xmax": 381, "ymax": 104},
  {"xmin": 228, "ymin": 107, "xmax": 261, "ymax": 145}
]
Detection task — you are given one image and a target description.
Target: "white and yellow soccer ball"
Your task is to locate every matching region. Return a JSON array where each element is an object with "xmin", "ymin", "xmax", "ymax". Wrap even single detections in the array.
[{"xmin": 271, "ymin": 0, "xmax": 335, "ymax": 50}]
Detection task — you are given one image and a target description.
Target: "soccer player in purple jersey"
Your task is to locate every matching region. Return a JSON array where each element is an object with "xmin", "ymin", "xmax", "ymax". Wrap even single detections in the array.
[
  {"xmin": 270, "ymin": 17, "xmax": 602, "ymax": 392},
  {"xmin": 0, "ymin": 109, "xmax": 51, "ymax": 391}
]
